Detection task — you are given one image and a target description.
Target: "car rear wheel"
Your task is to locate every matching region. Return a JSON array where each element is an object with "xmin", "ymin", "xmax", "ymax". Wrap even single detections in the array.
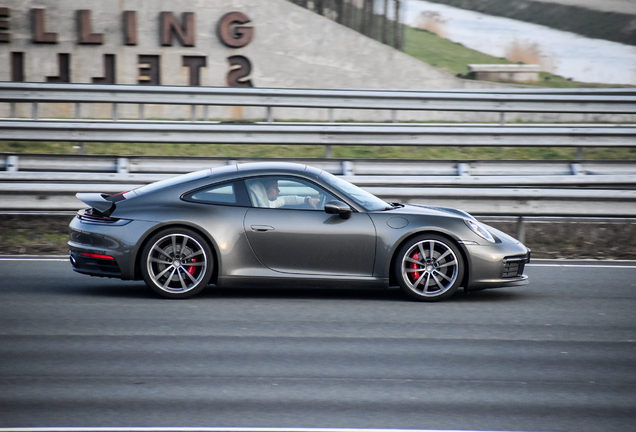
[
  {"xmin": 395, "ymin": 234, "xmax": 464, "ymax": 302},
  {"xmin": 141, "ymin": 228, "xmax": 213, "ymax": 299}
]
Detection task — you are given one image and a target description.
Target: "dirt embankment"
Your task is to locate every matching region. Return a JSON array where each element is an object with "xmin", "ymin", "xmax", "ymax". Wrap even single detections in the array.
[{"xmin": 1, "ymin": 214, "xmax": 635, "ymax": 260}]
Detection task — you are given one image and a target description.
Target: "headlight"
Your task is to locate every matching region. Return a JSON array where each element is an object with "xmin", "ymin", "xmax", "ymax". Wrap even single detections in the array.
[{"xmin": 464, "ymin": 219, "xmax": 496, "ymax": 243}]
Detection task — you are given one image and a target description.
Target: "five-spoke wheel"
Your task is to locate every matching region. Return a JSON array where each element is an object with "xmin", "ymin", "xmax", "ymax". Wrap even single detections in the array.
[
  {"xmin": 141, "ymin": 228, "xmax": 214, "ymax": 299},
  {"xmin": 395, "ymin": 234, "xmax": 464, "ymax": 301}
]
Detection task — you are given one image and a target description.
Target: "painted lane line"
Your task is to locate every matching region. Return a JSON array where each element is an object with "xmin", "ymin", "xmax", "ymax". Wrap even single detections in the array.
[
  {"xmin": 0, "ymin": 428, "xmax": 541, "ymax": 432},
  {"xmin": 528, "ymin": 263, "xmax": 636, "ymax": 269}
]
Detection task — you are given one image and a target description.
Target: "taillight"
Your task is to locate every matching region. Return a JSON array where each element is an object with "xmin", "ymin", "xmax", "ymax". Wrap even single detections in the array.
[
  {"xmin": 79, "ymin": 252, "xmax": 115, "ymax": 260},
  {"xmin": 78, "ymin": 209, "xmax": 119, "ymax": 222}
]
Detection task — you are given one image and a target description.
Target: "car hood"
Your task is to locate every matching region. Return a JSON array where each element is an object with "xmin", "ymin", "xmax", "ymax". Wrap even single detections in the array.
[{"xmin": 384, "ymin": 203, "xmax": 475, "ymax": 221}]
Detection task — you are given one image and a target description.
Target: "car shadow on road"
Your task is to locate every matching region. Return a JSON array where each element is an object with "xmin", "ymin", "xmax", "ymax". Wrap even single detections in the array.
[
  {"xmin": 74, "ymin": 281, "xmax": 528, "ymax": 303},
  {"xmin": 199, "ymin": 285, "xmax": 527, "ymax": 303}
]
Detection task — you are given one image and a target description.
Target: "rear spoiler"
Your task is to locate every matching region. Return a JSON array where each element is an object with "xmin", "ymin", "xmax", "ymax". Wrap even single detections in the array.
[{"xmin": 76, "ymin": 193, "xmax": 116, "ymax": 216}]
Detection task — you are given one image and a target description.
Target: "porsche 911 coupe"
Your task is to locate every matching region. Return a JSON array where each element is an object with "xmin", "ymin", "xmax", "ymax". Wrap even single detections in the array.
[{"xmin": 69, "ymin": 162, "xmax": 530, "ymax": 301}]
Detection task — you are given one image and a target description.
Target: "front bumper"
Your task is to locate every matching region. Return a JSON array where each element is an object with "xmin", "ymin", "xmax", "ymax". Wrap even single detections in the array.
[{"xmin": 463, "ymin": 241, "xmax": 531, "ymax": 291}]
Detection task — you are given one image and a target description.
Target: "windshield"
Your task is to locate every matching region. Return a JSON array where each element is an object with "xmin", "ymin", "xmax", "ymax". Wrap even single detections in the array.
[{"xmin": 320, "ymin": 171, "xmax": 391, "ymax": 212}]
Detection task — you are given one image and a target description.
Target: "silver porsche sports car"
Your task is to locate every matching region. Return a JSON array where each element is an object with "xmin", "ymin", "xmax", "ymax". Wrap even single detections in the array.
[{"xmin": 69, "ymin": 162, "xmax": 530, "ymax": 301}]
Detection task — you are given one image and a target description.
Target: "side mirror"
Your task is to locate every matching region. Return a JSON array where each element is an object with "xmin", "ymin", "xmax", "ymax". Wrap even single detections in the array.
[{"xmin": 324, "ymin": 200, "xmax": 353, "ymax": 219}]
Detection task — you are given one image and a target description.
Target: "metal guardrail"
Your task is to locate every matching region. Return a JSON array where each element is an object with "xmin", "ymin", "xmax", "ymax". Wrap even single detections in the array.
[
  {"xmin": 1, "ymin": 155, "xmax": 635, "ymax": 217},
  {"xmin": 2, "ymin": 121, "xmax": 636, "ymax": 147},
  {"xmin": 2, "ymin": 84, "xmax": 636, "ymax": 148},
  {"xmin": 1, "ymin": 84, "xmax": 635, "ymax": 218},
  {"xmin": 2, "ymin": 83, "xmax": 636, "ymax": 115}
]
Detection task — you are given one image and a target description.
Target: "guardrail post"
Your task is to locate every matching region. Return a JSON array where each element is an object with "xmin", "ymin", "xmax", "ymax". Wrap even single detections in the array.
[
  {"xmin": 190, "ymin": 105, "xmax": 196, "ymax": 122},
  {"xmin": 116, "ymin": 157, "xmax": 129, "ymax": 174},
  {"xmin": 576, "ymin": 147, "xmax": 584, "ymax": 161},
  {"xmin": 203, "ymin": 105, "xmax": 209, "ymax": 121},
  {"xmin": 32, "ymin": 102, "xmax": 39, "ymax": 120},
  {"xmin": 6, "ymin": 155, "xmax": 18, "ymax": 172},
  {"xmin": 10, "ymin": 102, "xmax": 16, "ymax": 118},
  {"xmin": 266, "ymin": 106, "xmax": 273, "ymax": 123},
  {"xmin": 499, "ymin": 112, "xmax": 505, "ymax": 125},
  {"xmin": 112, "ymin": 103, "xmax": 118, "ymax": 121},
  {"xmin": 139, "ymin": 104, "xmax": 145, "ymax": 120},
  {"xmin": 457, "ymin": 163, "xmax": 471, "ymax": 176},
  {"xmin": 516, "ymin": 216, "xmax": 526, "ymax": 243},
  {"xmin": 342, "ymin": 161, "xmax": 354, "ymax": 176},
  {"xmin": 325, "ymin": 108, "xmax": 335, "ymax": 158},
  {"xmin": 571, "ymin": 163, "xmax": 585, "ymax": 175},
  {"xmin": 73, "ymin": 104, "xmax": 86, "ymax": 153}
]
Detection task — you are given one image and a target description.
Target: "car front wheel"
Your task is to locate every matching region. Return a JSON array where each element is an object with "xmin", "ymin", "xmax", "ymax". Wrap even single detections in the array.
[
  {"xmin": 140, "ymin": 228, "xmax": 214, "ymax": 299},
  {"xmin": 395, "ymin": 234, "xmax": 464, "ymax": 302}
]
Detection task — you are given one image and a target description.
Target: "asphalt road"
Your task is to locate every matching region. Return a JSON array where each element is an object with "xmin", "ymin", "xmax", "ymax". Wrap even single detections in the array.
[{"xmin": 0, "ymin": 259, "xmax": 635, "ymax": 432}]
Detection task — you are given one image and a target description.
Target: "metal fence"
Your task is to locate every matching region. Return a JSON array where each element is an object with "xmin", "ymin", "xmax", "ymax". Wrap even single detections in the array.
[
  {"xmin": 2, "ymin": 83, "xmax": 636, "ymax": 120},
  {"xmin": 1, "ymin": 83, "xmax": 635, "ymax": 219},
  {"xmin": 2, "ymin": 154, "xmax": 635, "ymax": 218}
]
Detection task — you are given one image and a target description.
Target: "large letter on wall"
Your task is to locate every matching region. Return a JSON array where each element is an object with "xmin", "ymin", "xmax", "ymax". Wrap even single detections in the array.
[
  {"xmin": 77, "ymin": 10, "xmax": 104, "ymax": 44},
  {"xmin": 227, "ymin": 55, "xmax": 253, "ymax": 88},
  {"xmin": 47, "ymin": 53, "xmax": 70, "ymax": 82},
  {"xmin": 183, "ymin": 56, "xmax": 206, "ymax": 86},
  {"xmin": 11, "ymin": 52, "xmax": 24, "ymax": 81},
  {"xmin": 138, "ymin": 55, "xmax": 160, "ymax": 85},
  {"xmin": 123, "ymin": 11, "xmax": 137, "ymax": 45},
  {"xmin": 160, "ymin": 12, "xmax": 195, "ymax": 46},
  {"xmin": 0, "ymin": 8, "xmax": 10, "ymax": 43},
  {"xmin": 31, "ymin": 8, "xmax": 58, "ymax": 43},
  {"xmin": 93, "ymin": 54, "xmax": 116, "ymax": 84},
  {"xmin": 217, "ymin": 12, "xmax": 253, "ymax": 48}
]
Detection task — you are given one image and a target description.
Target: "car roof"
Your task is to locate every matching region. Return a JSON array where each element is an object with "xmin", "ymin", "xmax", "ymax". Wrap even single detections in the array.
[
  {"xmin": 236, "ymin": 162, "xmax": 308, "ymax": 173},
  {"xmin": 234, "ymin": 162, "xmax": 323, "ymax": 177}
]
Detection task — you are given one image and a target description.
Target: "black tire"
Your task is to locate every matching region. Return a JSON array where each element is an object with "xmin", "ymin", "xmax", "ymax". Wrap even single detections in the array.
[
  {"xmin": 395, "ymin": 233, "xmax": 464, "ymax": 302},
  {"xmin": 140, "ymin": 227, "xmax": 214, "ymax": 299}
]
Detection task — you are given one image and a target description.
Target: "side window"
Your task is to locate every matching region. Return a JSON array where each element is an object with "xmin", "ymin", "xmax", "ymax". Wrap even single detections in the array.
[
  {"xmin": 183, "ymin": 181, "xmax": 249, "ymax": 206},
  {"xmin": 245, "ymin": 176, "xmax": 337, "ymax": 210}
]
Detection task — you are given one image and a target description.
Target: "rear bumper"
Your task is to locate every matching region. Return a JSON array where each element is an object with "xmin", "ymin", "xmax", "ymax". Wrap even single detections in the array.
[{"xmin": 69, "ymin": 249, "xmax": 122, "ymax": 278}]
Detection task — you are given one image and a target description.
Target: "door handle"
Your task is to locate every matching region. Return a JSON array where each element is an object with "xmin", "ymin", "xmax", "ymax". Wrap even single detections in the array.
[{"xmin": 251, "ymin": 225, "xmax": 275, "ymax": 232}]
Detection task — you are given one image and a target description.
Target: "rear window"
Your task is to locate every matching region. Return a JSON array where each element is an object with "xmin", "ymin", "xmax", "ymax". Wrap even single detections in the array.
[
  {"xmin": 131, "ymin": 169, "xmax": 211, "ymax": 196},
  {"xmin": 188, "ymin": 183, "xmax": 237, "ymax": 204}
]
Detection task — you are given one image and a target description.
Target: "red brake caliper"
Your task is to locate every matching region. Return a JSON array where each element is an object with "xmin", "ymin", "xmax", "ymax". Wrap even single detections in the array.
[
  {"xmin": 410, "ymin": 252, "xmax": 419, "ymax": 282},
  {"xmin": 187, "ymin": 259, "xmax": 197, "ymax": 275}
]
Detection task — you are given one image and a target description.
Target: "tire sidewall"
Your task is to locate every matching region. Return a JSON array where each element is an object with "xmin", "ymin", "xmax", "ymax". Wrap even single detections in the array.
[{"xmin": 140, "ymin": 227, "xmax": 214, "ymax": 299}]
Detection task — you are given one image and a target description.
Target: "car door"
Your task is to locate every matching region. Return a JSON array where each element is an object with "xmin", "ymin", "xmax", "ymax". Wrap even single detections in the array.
[{"xmin": 243, "ymin": 176, "xmax": 376, "ymax": 276}]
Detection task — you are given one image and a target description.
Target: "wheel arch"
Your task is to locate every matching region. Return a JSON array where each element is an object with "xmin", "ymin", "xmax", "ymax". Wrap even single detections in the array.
[
  {"xmin": 133, "ymin": 222, "xmax": 220, "ymax": 285},
  {"xmin": 388, "ymin": 229, "xmax": 470, "ymax": 290}
]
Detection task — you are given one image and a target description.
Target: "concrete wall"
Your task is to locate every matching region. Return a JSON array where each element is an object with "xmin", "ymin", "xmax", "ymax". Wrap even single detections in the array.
[
  {"xmin": 0, "ymin": 0, "xmax": 525, "ymax": 122},
  {"xmin": 3, "ymin": 0, "xmax": 630, "ymax": 124}
]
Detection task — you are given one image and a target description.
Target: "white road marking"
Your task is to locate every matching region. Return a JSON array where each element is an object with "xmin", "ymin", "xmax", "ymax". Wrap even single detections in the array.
[
  {"xmin": 0, "ymin": 428, "xmax": 540, "ymax": 432},
  {"xmin": 528, "ymin": 263, "xmax": 636, "ymax": 269}
]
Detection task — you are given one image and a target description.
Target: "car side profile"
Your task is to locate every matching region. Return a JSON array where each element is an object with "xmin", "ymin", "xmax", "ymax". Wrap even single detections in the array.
[{"xmin": 69, "ymin": 162, "xmax": 530, "ymax": 301}]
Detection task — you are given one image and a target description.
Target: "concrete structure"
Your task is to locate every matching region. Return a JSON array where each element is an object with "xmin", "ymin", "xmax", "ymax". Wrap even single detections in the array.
[
  {"xmin": 0, "ymin": 0, "xmax": 517, "ymax": 122},
  {"xmin": 468, "ymin": 64, "xmax": 542, "ymax": 82}
]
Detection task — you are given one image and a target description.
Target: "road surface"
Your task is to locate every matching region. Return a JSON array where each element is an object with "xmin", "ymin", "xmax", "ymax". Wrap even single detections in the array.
[{"xmin": 0, "ymin": 258, "xmax": 635, "ymax": 432}]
